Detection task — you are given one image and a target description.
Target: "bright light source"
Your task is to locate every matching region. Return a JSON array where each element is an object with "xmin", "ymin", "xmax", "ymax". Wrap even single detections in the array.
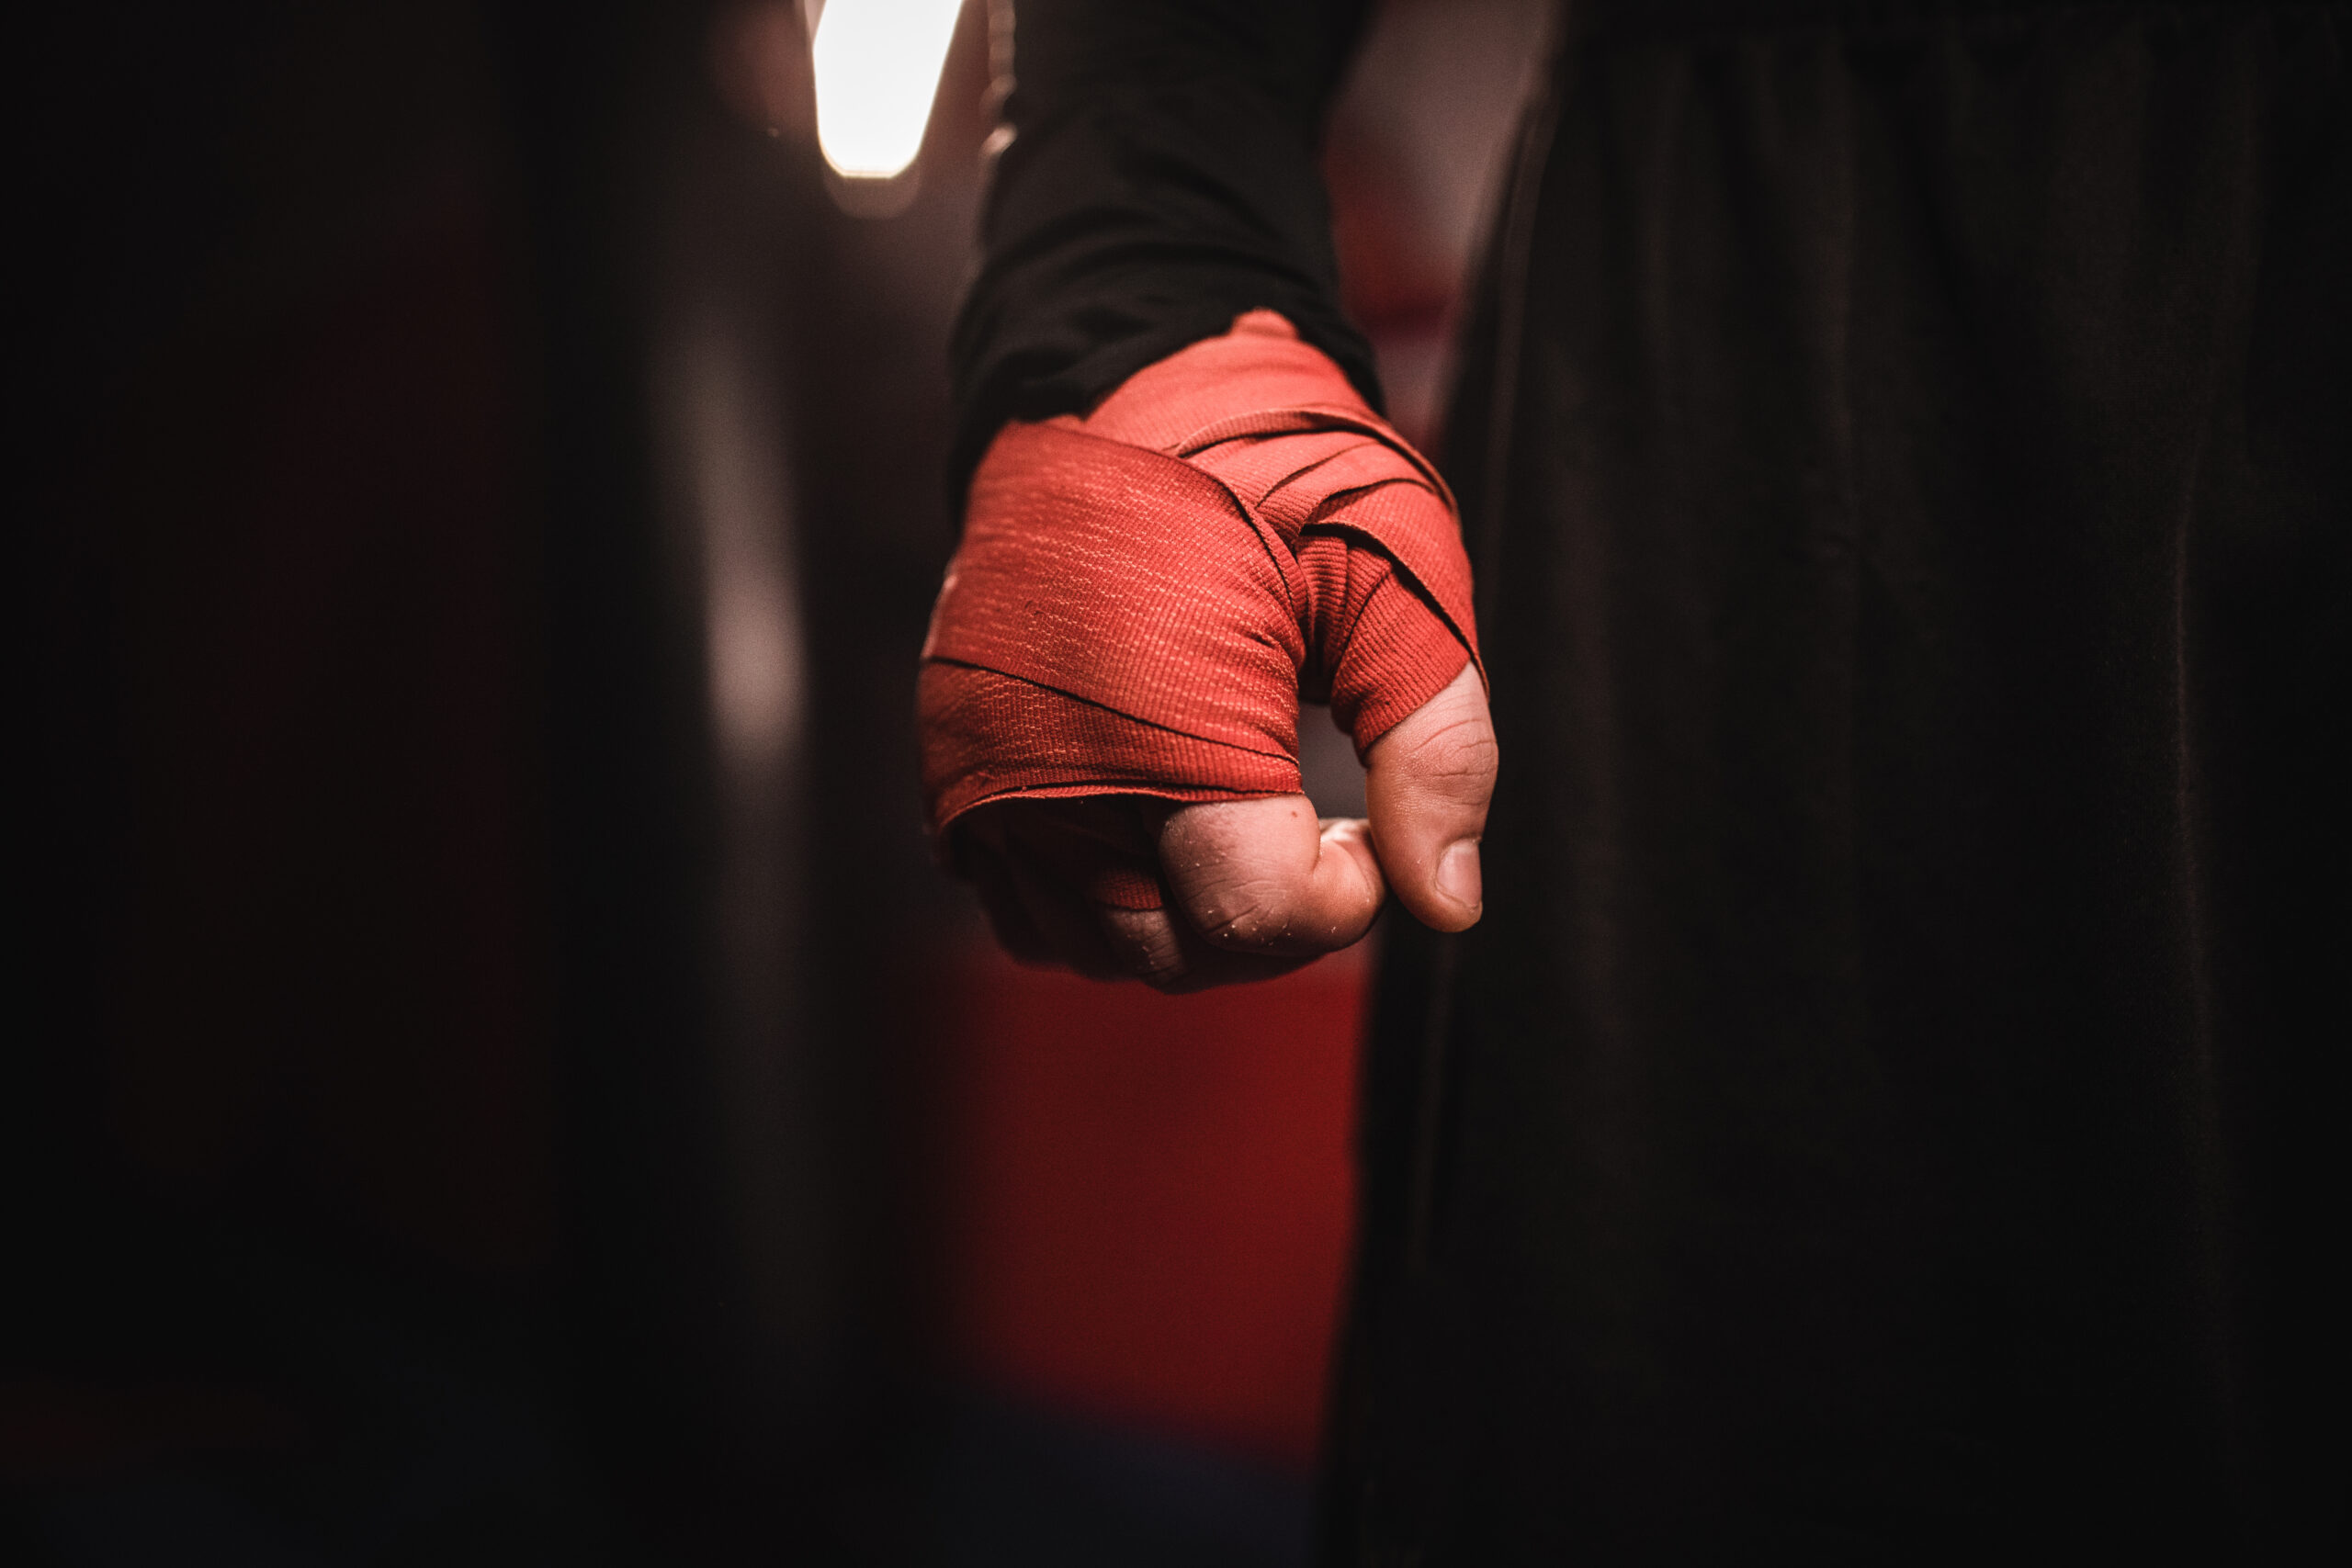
[{"xmin": 811, "ymin": 0, "xmax": 965, "ymax": 181}]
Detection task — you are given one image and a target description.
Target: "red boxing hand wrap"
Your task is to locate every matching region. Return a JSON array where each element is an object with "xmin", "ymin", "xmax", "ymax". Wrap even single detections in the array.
[{"xmin": 920, "ymin": 310, "xmax": 1481, "ymax": 845}]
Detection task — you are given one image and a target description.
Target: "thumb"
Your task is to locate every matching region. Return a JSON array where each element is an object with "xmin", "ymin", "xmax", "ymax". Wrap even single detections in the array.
[{"xmin": 1365, "ymin": 662, "xmax": 1497, "ymax": 932}]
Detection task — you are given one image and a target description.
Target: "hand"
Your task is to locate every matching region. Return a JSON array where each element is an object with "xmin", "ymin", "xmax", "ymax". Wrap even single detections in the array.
[
  {"xmin": 957, "ymin": 664, "xmax": 1496, "ymax": 992},
  {"xmin": 924, "ymin": 310, "xmax": 1489, "ymax": 986}
]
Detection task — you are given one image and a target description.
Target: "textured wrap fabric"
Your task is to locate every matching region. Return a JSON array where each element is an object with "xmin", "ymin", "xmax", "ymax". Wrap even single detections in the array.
[{"xmin": 920, "ymin": 310, "xmax": 1478, "ymax": 840}]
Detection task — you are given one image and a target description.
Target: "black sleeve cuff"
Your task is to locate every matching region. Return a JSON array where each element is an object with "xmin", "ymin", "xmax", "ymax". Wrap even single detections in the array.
[{"xmin": 947, "ymin": 0, "xmax": 1377, "ymax": 502}]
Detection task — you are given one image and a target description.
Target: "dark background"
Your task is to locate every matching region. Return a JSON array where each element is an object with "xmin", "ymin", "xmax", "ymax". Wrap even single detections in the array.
[{"xmin": 7, "ymin": 3, "xmax": 1545, "ymax": 1562}]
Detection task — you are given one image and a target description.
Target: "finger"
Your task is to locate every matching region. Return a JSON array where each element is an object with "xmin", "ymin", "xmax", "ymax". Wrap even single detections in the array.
[
  {"xmin": 1096, "ymin": 902, "xmax": 1322, "ymax": 993},
  {"xmin": 1159, "ymin": 796, "xmax": 1386, "ymax": 955},
  {"xmin": 1095, "ymin": 902, "xmax": 1188, "ymax": 986},
  {"xmin": 964, "ymin": 838, "xmax": 1057, "ymax": 966},
  {"xmin": 1002, "ymin": 844, "xmax": 1129, "ymax": 980},
  {"xmin": 970, "ymin": 799, "xmax": 1213, "ymax": 985},
  {"xmin": 1364, "ymin": 661, "xmax": 1497, "ymax": 932}
]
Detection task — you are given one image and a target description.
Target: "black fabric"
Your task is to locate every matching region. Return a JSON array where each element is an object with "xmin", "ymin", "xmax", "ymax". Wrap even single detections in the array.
[
  {"xmin": 1338, "ymin": 1, "xmax": 2349, "ymax": 1560},
  {"xmin": 947, "ymin": 0, "xmax": 1377, "ymax": 498}
]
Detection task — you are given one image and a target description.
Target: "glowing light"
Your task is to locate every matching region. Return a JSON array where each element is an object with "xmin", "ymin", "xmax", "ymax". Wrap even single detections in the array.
[{"xmin": 811, "ymin": 0, "xmax": 965, "ymax": 181}]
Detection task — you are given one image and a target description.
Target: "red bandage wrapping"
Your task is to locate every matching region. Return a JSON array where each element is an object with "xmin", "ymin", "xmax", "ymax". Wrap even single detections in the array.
[{"xmin": 920, "ymin": 310, "xmax": 1481, "ymax": 846}]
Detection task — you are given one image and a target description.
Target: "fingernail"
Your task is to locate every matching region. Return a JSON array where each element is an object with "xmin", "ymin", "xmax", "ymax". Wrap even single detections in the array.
[{"xmin": 1436, "ymin": 840, "xmax": 1482, "ymax": 910}]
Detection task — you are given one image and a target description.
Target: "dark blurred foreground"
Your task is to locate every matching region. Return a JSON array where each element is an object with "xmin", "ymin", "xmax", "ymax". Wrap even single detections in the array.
[{"xmin": 8, "ymin": 3, "xmax": 1546, "ymax": 1562}]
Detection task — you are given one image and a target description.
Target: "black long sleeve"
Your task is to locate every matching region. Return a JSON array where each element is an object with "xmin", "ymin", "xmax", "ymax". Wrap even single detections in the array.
[{"xmin": 946, "ymin": 0, "xmax": 1378, "ymax": 497}]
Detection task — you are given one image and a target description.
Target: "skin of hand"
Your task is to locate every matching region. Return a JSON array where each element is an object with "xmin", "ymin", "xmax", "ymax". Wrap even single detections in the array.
[{"xmin": 956, "ymin": 664, "xmax": 1497, "ymax": 991}]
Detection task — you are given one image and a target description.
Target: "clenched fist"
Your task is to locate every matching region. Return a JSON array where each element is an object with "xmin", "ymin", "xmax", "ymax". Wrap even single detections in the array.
[{"xmin": 920, "ymin": 311, "xmax": 1497, "ymax": 990}]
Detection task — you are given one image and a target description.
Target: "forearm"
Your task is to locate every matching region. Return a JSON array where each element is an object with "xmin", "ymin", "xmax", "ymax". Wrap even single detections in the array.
[{"xmin": 948, "ymin": 0, "xmax": 1378, "ymax": 493}]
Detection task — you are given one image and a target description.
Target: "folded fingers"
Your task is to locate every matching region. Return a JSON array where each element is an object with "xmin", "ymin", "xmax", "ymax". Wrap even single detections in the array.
[{"xmin": 961, "ymin": 799, "xmax": 1346, "ymax": 990}]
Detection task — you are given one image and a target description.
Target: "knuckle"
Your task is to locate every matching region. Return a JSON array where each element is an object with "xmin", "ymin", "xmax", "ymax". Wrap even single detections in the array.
[{"xmin": 1102, "ymin": 908, "xmax": 1190, "ymax": 987}]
